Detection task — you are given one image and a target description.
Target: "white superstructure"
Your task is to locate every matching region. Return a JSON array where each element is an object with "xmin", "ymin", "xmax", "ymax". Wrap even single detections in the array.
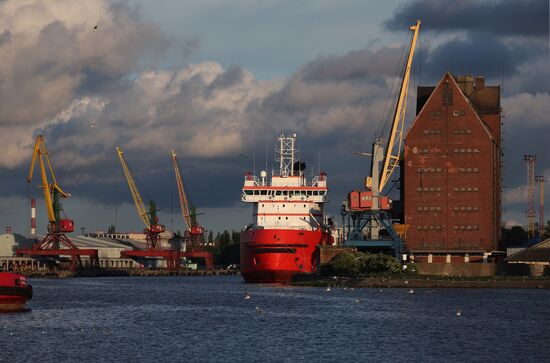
[{"xmin": 242, "ymin": 134, "xmax": 328, "ymax": 230}]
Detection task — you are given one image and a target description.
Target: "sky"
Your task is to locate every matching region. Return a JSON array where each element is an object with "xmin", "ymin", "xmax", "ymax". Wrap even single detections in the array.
[{"xmin": 0, "ymin": 0, "xmax": 548, "ymax": 236}]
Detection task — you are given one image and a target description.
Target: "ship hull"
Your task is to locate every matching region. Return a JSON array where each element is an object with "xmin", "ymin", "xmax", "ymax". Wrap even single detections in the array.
[
  {"xmin": 240, "ymin": 229, "xmax": 330, "ymax": 283},
  {"xmin": 0, "ymin": 273, "xmax": 32, "ymax": 312}
]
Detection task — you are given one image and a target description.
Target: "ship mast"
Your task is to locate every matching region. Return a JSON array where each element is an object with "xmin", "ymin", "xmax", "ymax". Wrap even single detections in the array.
[{"xmin": 276, "ymin": 134, "xmax": 297, "ymax": 177}]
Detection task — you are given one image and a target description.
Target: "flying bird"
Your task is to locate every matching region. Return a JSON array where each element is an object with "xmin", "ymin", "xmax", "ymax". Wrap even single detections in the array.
[{"xmin": 93, "ymin": 25, "xmax": 99, "ymax": 32}]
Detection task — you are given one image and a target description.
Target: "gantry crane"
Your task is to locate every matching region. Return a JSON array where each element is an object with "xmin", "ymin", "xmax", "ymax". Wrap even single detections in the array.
[
  {"xmin": 116, "ymin": 146, "xmax": 181, "ymax": 269},
  {"xmin": 342, "ymin": 20, "xmax": 421, "ymax": 258},
  {"xmin": 171, "ymin": 150, "xmax": 213, "ymax": 270},
  {"xmin": 17, "ymin": 135, "xmax": 99, "ymax": 270}
]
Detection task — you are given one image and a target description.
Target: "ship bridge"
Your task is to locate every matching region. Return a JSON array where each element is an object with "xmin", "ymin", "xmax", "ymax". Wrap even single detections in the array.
[{"xmin": 241, "ymin": 134, "xmax": 328, "ymax": 230}]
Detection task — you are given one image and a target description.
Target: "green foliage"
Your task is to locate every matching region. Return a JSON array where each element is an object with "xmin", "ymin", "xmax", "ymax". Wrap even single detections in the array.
[
  {"xmin": 543, "ymin": 220, "xmax": 550, "ymax": 240},
  {"xmin": 327, "ymin": 251, "xmax": 404, "ymax": 276},
  {"xmin": 357, "ymin": 253, "xmax": 401, "ymax": 274},
  {"xmin": 328, "ymin": 252, "xmax": 360, "ymax": 276},
  {"xmin": 208, "ymin": 231, "xmax": 214, "ymax": 244},
  {"xmin": 501, "ymin": 225, "xmax": 528, "ymax": 247},
  {"xmin": 107, "ymin": 225, "xmax": 116, "ymax": 234}
]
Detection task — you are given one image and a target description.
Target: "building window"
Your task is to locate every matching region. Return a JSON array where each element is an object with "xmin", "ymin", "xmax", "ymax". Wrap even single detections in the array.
[
  {"xmin": 452, "ymin": 110, "xmax": 465, "ymax": 116},
  {"xmin": 453, "ymin": 129, "xmax": 472, "ymax": 135},
  {"xmin": 454, "ymin": 225, "xmax": 479, "ymax": 230},
  {"xmin": 423, "ymin": 129, "xmax": 442, "ymax": 135},
  {"xmin": 417, "ymin": 206, "xmax": 442, "ymax": 212},
  {"xmin": 453, "ymin": 206, "xmax": 480, "ymax": 212},
  {"xmin": 458, "ymin": 167, "xmax": 479, "ymax": 173},
  {"xmin": 417, "ymin": 168, "xmax": 443, "ymax": 173},
  {"xmin": 429, "ymin": 111, "xmax": 442, "ymax": 118},
  {"xmin": 454, "ymin": 148, "xmax": 481, "ymax": 153},
  {"xmin": 453, "ymin": 187, "xmax": 479, "ymax": 192},
  {"xmin": 419, "ymin": 187, "xmax": 442, "ymax": 192}
]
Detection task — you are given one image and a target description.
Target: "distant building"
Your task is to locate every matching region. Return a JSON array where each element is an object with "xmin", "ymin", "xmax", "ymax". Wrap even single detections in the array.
[{"xmin": 403, "ymin": 73, "xmax": 501, "ymax": 262}]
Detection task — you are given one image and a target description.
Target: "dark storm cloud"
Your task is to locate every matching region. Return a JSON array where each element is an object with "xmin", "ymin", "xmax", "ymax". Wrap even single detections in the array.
[
  {"xmin": 421, "ymin": 32, "xmax": 545, "ymax": 80},
  {"xmin": 384, "ymin": 0, "xmax": 549, "ymax": 37}
]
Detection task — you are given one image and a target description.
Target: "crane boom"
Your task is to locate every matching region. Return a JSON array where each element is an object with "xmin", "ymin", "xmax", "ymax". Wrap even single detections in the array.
[
  {"xmin": 116, "ymin": 146, "xmax": 150, "ymax": 229},
  {"xmin": 28, "ymin": 135, "xmax": 71, "ymax": 223},
  {"xmin": 379, "ymin": 19, "xmax": 421, "ymax": 191},
  {"xmin": 171, "ymin": 150, "xmax": 192, "ymax": 231}
]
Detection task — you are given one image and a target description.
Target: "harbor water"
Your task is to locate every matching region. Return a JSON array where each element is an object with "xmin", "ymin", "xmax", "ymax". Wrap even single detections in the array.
[{"xmin": 1, "ymin": 276, "xmax": 549, "ymax": 362}]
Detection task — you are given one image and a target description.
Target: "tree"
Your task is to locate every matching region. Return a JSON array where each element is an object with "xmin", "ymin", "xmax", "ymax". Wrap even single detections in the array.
[
  {"xmin": 501, "ymin": 225, "xmax": 528, "ymax": 247},
  {"xmin": 208, "ymin": 230, "xmax": 214, "ymax": 244},
  {"xmin": 108, "ymin": 225, "xmax": 116, "ymax": 234},
  {"xmin": 542, "ymin": 220, "xmax": 550, "ymax": 240}
]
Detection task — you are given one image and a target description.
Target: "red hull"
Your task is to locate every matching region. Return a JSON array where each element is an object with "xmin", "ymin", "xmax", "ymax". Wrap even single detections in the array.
[
  {"xmin": 240, "ymin": 229, "xmax": 330, "ymax": 283},
  {"xmin": 0, "ymin": 273, "xmax": 32, "ymax": 312}
]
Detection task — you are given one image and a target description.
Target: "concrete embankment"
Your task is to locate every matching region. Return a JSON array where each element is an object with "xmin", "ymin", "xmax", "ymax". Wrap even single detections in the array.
[
  {"xmin": 24, "ymin": 269, "xmax": 240, "ymax": 279},
  {"xmin": 291, "ymin": 275, "xmax": 550, "ymax": 289}
]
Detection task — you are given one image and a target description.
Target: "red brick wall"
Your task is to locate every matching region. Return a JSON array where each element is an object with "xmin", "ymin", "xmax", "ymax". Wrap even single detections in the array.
[{"xmin": 403, "ymin": 74, "xmax": 500, "ymax": 253}]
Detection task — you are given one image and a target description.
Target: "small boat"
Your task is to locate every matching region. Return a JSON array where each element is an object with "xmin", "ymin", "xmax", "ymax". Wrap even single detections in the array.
[{"xmin": 0, "ymin": 272, "xmax": 33, "ymax": 312}]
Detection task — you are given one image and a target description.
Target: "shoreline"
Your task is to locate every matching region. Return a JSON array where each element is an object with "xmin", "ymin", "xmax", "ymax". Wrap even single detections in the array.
[
  {"xmin": 290, "ymin": 275, "xmax": 550, "ymax": 289},
  {"xmin": 20, "ymin": 269, "xmax": 240, "ymax": 279}
]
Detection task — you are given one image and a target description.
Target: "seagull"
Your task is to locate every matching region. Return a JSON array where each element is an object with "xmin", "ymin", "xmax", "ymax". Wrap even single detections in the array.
[
  {"xmin": 255, "ymin": 306, "xmax": 262, "ymax": 314},
  {"xmin": 354, "ymin": 299, "xmax": 361, "ymax": 304},
  {"xmin": 93, "ymin": 25, "xmax": 99, "ymax": 32},
  {"xmin": 456, "ymin": 309, "xmax": 462, "ymax": 316},
  {"xmin": 244, "ymin": 292, "xmax": 251, "ymax": 300},
  {"xmin": 409, "ymin": 289, "xmax": 414, "ymax": 294},
  {"xmin": 325, "ymin": 286, "xmax": 331, "ymax": 292},
  {"xmin": 90, "ymin": 122, "xmax": 96, "ymax": 128},
  {"xmin": 404, "ymin": 280, "xmax": 409, "ymax": 284}
]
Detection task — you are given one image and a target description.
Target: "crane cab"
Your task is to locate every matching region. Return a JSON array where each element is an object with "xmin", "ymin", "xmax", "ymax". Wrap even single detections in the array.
[
  {"xmin": 48, "ymin": 219, "xmax": 75, "ymax": 233},
  {"xmin": 348, "ymin": 190, "xmax": 392, "ymax": 211}
]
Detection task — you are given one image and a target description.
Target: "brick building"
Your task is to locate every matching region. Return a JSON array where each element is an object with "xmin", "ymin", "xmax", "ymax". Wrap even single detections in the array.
[{"xmin": 403, "ymin": 73, "xmax": 501, "ymax": 262}]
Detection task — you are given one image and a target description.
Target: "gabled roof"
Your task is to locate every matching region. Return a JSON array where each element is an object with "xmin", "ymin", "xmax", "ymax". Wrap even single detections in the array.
[
  {"xmin": 405, "ymin": 72, "xmax": 494, "ymax": 141},
  {"xmin": 505, "ymin": 238, "xmax": 550, "ymax": 262}
]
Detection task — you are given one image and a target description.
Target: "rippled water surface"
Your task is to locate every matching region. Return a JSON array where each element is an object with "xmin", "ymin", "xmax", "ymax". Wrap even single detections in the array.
[{"xmin": 1, "ymin": 276, "xmax": 549, "ymax": 362}]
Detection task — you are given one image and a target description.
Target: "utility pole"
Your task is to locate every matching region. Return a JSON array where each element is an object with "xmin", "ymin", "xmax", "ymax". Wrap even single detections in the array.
[
  {"xmin": 524, "ymin": 155, "xmax": 536, "ymax": 239},
  {"xmin": 535, "ymin": 175, "xmax": 545, "ymax": 239}
]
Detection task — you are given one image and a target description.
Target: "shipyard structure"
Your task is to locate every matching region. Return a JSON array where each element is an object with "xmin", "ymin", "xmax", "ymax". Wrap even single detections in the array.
[{"xmin": 403, "ymin": 73, "xmax": 501, "ymax": 263}]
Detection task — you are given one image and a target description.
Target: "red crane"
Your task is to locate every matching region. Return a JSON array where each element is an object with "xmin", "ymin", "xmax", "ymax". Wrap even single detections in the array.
[{"xmin": 171, "ymin": 150, "xmax": 213, "ymax": 270}]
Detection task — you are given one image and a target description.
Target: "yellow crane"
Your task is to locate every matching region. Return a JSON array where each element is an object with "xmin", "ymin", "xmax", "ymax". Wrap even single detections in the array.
[
  {"xmin": 17, "ymin": 135, "xmax": 99, "ymax": 270},
  {"xmin": 343, "ymin": 20, "xmax": 421, "ymax": 256},
  {"xmin": 28, "ymin": 135, "xmax": 73, "ymax": 233},
  {"xmin": 116, "ymin": 146, "xmax": 165, "ymax": 250}
]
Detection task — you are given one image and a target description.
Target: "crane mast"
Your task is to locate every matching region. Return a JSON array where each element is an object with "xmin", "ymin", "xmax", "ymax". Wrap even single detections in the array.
[
  {"xmin": 116, "ymin": 146, "xmax": 165, "ymax": 250},
  {"xmin": 377, "ymin": 19, "xmax": 421, "ymax": 193},
  {"xmin": 171, "ymin": 150, "xmax": 192, "ymax": 231},
  {"xmin": 170, "ymin": 150, "xmax": 206, "ymax": 252},
  {"xmin": 342, "ymin": 20, "xmax": 420, "ymax": 258}
]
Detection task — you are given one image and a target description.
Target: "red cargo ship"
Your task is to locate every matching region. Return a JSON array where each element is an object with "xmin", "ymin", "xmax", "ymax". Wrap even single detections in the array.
[
  {"xmin": 240, "ymin": 134, "xmax": 332, "ymax": 283},
  {"xmin": 0, "ymin": 272, "xmax": 33, "ymax": 312}
]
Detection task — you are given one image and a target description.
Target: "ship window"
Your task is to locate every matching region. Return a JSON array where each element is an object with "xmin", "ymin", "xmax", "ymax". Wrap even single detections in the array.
[
  {"xmin": 276, "ymin": 191, "xmax": 282, "ymax": 196},
  {"xmin": 260, "ymin": 190, "xmax": 267, "ymax": 195},
  {"xmin": 286, "ymin": 217, "xmax": 288, "ymax": 220},
  {"xmin": 278, "ymin": 217, "xmax": 281, "ymax": 220},
  {"xmin": 244, "ymin": 190, "xmax": 253, "ymax": 195},
  {"xmin": 283, "ymin": 204, "xmax": 285, "ymax": 207},
  {"xmin": 283, "ymin": 190, "xmax": 288, "ymax": 196}
]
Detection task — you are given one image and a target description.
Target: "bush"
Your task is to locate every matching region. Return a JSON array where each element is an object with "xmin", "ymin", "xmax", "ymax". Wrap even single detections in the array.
[
  {"xmin": 328, "ymin": 252, "xmax": 361, "ymax": 276},
  {"xmin": 358, "ymin": 253, "xmax": 401, "ymax": 274},
  {"xmin": 327, "ymin": 251, "xmax": 402, "ymax": 276}
]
